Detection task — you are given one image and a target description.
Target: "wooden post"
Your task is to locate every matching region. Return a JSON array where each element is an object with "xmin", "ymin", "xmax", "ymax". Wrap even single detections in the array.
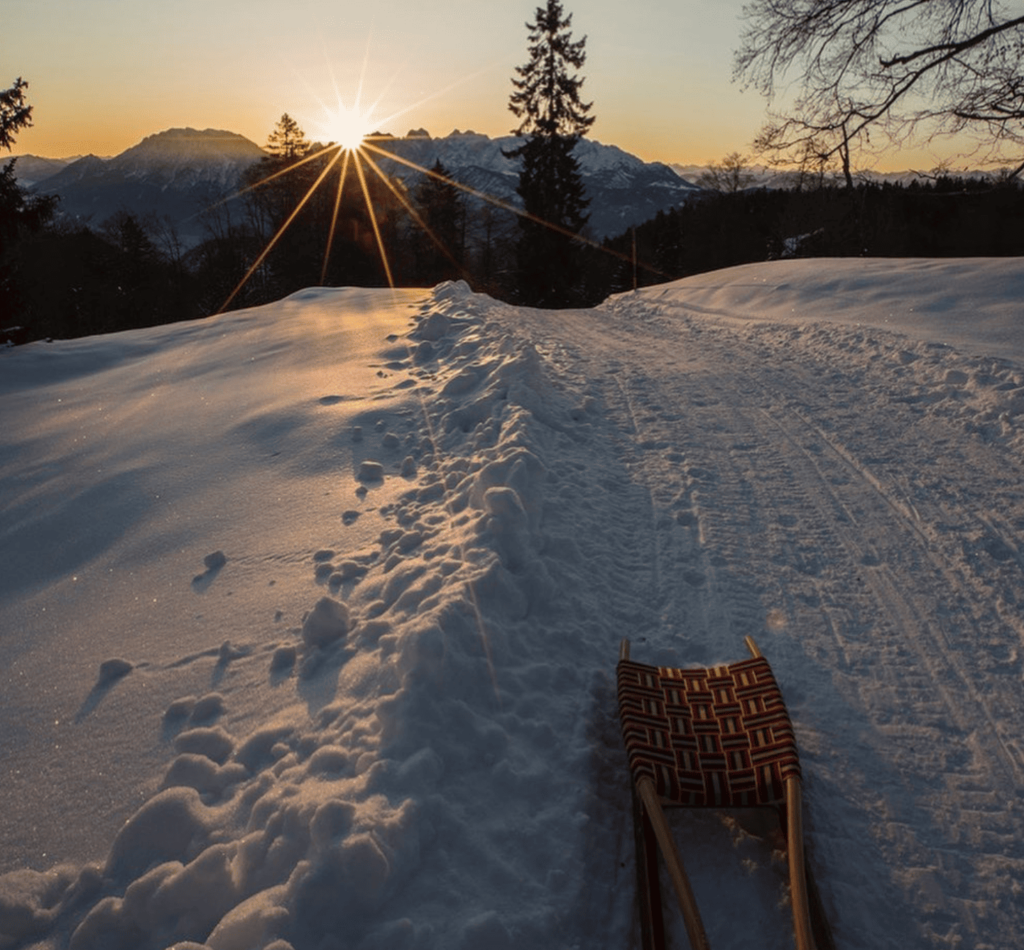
[
  {"xmin": 632, "ymin": 226, "xmax": 638, "ymax": 291},
  {"xmin": 748, "ymin": 634, "xmax": 816, "ymax": 949},
  {"xmin": 632, "ymin": 783, "xmax": 666, "ymax": 950}
]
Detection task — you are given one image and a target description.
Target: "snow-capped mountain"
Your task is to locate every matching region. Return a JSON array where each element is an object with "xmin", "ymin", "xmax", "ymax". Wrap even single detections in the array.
[
  {"xmin": 28, "ymin": 129, "xmax": 266, "ymax": 245},
  {"xmin": 108, "ymin": 128, "xmax": 266, "ymax": 187},
  {"xmin": 25, "ymin": 127, "xmax": 699, "ymax": 247},
  {"xmin": 371, "ymin": 129, "xmax": 701, "ymax": 238}
]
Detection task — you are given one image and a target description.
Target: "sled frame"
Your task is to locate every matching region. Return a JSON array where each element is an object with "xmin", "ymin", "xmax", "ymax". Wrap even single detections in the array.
[{"xmin": 618, "ymin": 637, "xmax": 832, "ymax": 950}]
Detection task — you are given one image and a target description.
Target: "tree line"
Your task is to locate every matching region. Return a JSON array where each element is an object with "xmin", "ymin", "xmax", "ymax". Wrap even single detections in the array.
[
  {"xmin": 4, "ymin": 1, "xmax": 1024, "ymax": 343},
  {"xmin": 597, "ymin": 175, "xmax": 1024, "ymax": 297},
  {"xmin": 6, "ymin": 125, "xmax": 1024, "ymax": 344}
]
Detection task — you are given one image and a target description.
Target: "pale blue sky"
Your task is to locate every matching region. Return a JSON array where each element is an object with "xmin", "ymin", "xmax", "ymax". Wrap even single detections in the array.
[{"xmin": 4, "ymin": 0, "xmax": 958, "ymax": 169}]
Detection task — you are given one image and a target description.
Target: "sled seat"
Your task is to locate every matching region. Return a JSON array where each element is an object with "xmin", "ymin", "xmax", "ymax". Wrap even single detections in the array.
[{"xmin": 617, "ymin": 636, "xmax": 820, "ymax": 950}]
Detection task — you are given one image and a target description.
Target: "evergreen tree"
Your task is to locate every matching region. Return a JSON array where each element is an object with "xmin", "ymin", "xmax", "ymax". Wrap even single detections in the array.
[
  {"xmin": 411, "ymin": 159, "xmax": 465, "ymax": 284},
  {"xmin": 265, "ymin": 113, "xmax": 310, "ymax": 161},
  {"xmin": 1, "ymin": 78, "xmax": 58, "ymax": 329},
  {"xmin": 508, "ymin": 1, "xmax": 595, "ymax": 307},
  {"xmin": 1, "ymin": 77, "xmax": 32, "ymax": 151}
]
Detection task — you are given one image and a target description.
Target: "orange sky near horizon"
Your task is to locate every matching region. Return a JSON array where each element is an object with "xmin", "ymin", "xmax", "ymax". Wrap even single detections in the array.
[{"xmin": 4, "ymin": 0, "xmax": 985, "ymax": 174}]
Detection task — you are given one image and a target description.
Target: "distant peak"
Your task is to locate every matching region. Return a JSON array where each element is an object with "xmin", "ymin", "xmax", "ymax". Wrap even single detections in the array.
[
  {"xmin": 113, "ymin": 128, "xmax": 265, "ymax": 165},
  {"xmin": 146, "ymin": 127, "xmax": 245, "ymax": 138},
  {"xmin": 406, "ymin": 128, "xmax": 431, "ymax": 139},
  {"xmin": 132, "ymin": 127, "xmax": 261, "ymax": 147}
]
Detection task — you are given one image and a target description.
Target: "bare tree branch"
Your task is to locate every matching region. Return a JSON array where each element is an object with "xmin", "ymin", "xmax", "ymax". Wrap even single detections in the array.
[
  {"xmin": 880, "ymin": 14, "xmax": 1024, "ymax": 68},
  {"xmin": 735, "ymin": 0, "xmax": 1024, "ymax": 176}
]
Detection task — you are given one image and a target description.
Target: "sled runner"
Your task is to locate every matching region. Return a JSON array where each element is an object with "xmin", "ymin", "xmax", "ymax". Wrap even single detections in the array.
[{"xmin": 617, "ymin": 637, "xmax": 833, "ymax": 950}]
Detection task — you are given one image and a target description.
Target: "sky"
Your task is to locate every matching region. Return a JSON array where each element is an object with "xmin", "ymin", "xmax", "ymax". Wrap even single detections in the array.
[{"xmin": 4, "ymin": 0, "xmax": 973, "ymax": 171}]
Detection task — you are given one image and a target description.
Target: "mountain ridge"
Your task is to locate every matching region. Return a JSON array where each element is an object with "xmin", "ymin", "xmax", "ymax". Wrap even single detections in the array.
[{"xmin": 19, "ymin": 126, "xmax": 701, "ymax": 245}]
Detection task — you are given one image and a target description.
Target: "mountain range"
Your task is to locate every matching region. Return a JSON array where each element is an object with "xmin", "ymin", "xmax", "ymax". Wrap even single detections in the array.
[
  {"xmin": 15, "ymin": 127, "xmax": 700, "ymax": 247},
  {"xmin": 368, "ymin": 129, "xmax": 701, "ymax": 238},
  {"xmin": 17, "ymin": 129, "xmax": 266, "ymax": 247}
]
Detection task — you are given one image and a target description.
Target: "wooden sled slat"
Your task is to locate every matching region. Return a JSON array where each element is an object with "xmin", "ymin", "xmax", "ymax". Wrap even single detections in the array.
[{"xmin": 631, "ymin": 781, "xmax": 666, "ymax": 950}]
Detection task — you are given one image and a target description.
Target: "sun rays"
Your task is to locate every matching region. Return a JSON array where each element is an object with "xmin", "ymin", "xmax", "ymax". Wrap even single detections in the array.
[
  {"xmin": 217, "ymin": 129, "xmax": 639, "ymax": 314},
  {"xmin": 216, "ymin": 52, "xmax": 651, "ymax": 314}
]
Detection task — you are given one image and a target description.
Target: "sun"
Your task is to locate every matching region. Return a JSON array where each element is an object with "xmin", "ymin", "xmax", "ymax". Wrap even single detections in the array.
[
  {"xmin": 223, "ymin": 51, "xmax": 570, "ymax": 312},
  {"xmin": 321, "ymin": 104, "xmax": 372, "ymax": 152}
]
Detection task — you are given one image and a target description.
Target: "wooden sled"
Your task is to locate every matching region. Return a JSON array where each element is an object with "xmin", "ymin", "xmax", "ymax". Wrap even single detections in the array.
[{"xmin": 617, "ymin": 637, "xmax": 834, "ymax": 950}]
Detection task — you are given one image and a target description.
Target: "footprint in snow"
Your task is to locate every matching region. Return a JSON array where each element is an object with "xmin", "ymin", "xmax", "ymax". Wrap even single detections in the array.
[
  {"xmin": 357, "ymin": 460, "xmax": 385, "ymax": 482},
  {"xmin": 192, "ymin": 551, "xmax": 227, "ymax": 593},
  {"xmin": 75, "ymin": 658, "xmax": 134, "ymax": 721}
]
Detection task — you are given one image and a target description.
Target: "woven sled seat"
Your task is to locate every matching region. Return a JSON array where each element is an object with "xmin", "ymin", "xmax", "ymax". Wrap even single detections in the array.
[
  {"xmin": 617, "ymin": 638, "xmax": 825, "ymax": 950},
  {"xmin": 617, "ymin": 654, "xmax": 800, "ymax": 809}
]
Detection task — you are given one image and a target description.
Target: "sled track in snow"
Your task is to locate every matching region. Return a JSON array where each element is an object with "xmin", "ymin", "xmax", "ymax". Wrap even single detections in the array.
[
  {"xmin": 500, "ymin": 295, "xmax": 1024, "ymax": 949},
  {"xmin": 754, "ymin": 401, "xmax": 1024, "ymax": 788}
]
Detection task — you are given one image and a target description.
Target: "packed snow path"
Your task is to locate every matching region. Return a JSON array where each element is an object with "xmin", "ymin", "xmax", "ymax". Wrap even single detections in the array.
[
  {"xmin": 510, "ymin": 280, "xmax": 1024, "ymax": 948},
  {"xmin": 2, "ymin": 261, "xmax": 1024, "ymax": 950}
]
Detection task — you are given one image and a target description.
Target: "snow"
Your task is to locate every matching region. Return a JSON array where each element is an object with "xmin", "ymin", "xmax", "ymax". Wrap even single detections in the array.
[{"xmin": 3, "ymin": 259, "xmax": 1024, "ymax": 949}]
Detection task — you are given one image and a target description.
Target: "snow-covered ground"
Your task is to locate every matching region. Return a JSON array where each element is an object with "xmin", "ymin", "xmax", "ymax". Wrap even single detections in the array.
[{"xmin": 2, "ymin": 258, "xmax": 1024, "ymax": 949}]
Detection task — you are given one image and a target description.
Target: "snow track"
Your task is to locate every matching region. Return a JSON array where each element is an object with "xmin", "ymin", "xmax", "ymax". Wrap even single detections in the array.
[
  {"xmin": 4, "ymin": 261, "xmax": 1024, "ymax": 950},
  {"xmin": 503, "ymin": 283, "xmax": 1024, "ymax": 949}
]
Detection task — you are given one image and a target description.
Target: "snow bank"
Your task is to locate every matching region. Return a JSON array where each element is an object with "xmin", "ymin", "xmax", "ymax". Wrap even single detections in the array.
[
  {"xmin": 639, "ymin": 259, "xmax": 1024, "ymax": 456},
  {"xmin": 5, "ymin": 259, "xmax": 1024, "ymax": 949},
  {"xmin": 1, "ymin": 281, "xmax": 626, "ymax": 949},
  {"xmin": 651, "ymin": 257, "xmax": 1024, "ymax": 363}
]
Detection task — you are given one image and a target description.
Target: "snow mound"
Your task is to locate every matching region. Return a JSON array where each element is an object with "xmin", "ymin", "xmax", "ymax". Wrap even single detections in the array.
[
  {"xmin": 0, "ymin": 282, "xmax": 614, "ymax": 950},
  {"xmin": 5, "ymin": 260, "xmax": 1024, "ymax": 949}
]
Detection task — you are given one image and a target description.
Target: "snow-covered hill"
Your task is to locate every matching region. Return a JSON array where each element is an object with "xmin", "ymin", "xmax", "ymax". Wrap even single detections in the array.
[{"xmin": 3, "ymin": 259, "xmax": 1024, "ymax": 949}]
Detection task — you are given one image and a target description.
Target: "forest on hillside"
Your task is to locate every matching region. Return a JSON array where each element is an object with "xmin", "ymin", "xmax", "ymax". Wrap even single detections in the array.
[
  {"xmin": 4, "ymin": 150, "xmax": 1024, "ymax": 344},
  {"xmin": 605, "ymin": 175, "xmax": 1024, "ymax": 294}
]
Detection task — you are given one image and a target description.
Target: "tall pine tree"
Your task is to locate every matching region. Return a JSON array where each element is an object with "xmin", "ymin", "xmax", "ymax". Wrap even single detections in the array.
[
  {"xmin": 508, "ymin": 1, "xmax": 594, "ymax": 308},
  {"xmin": 265, "ymin": 113, "xmax": 310, "ymax": 161},
  {"xmin": 412, "ymin": 159, "xmax": 465, "ymax": 285}
]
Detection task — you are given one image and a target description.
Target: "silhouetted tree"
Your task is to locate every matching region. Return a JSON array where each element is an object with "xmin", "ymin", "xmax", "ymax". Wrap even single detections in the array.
[
  {"xmin": 1, "ymin": 77, "xmax": 32, "ymax": 150},
  {"xmin": 508, "ymin": 0, "xmax": 595, "ymax": 307},
  {"xmin": 698, "ymin": 152, "xmax": 756, "ymax": 193},
  {"xmin": 265, "ymin": 113, "xmax": 310, "ymax": 161},
  {"xmin": 1, "ymin": 78, "xmax": 58, "ymax": 330},
  {"xmin": 411, "ymin": 159, "xmax": 465, "ymax": 284},
  {"xmin": 736, "ymin": 1, "xmax": 1024, "ymax": 179}
]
